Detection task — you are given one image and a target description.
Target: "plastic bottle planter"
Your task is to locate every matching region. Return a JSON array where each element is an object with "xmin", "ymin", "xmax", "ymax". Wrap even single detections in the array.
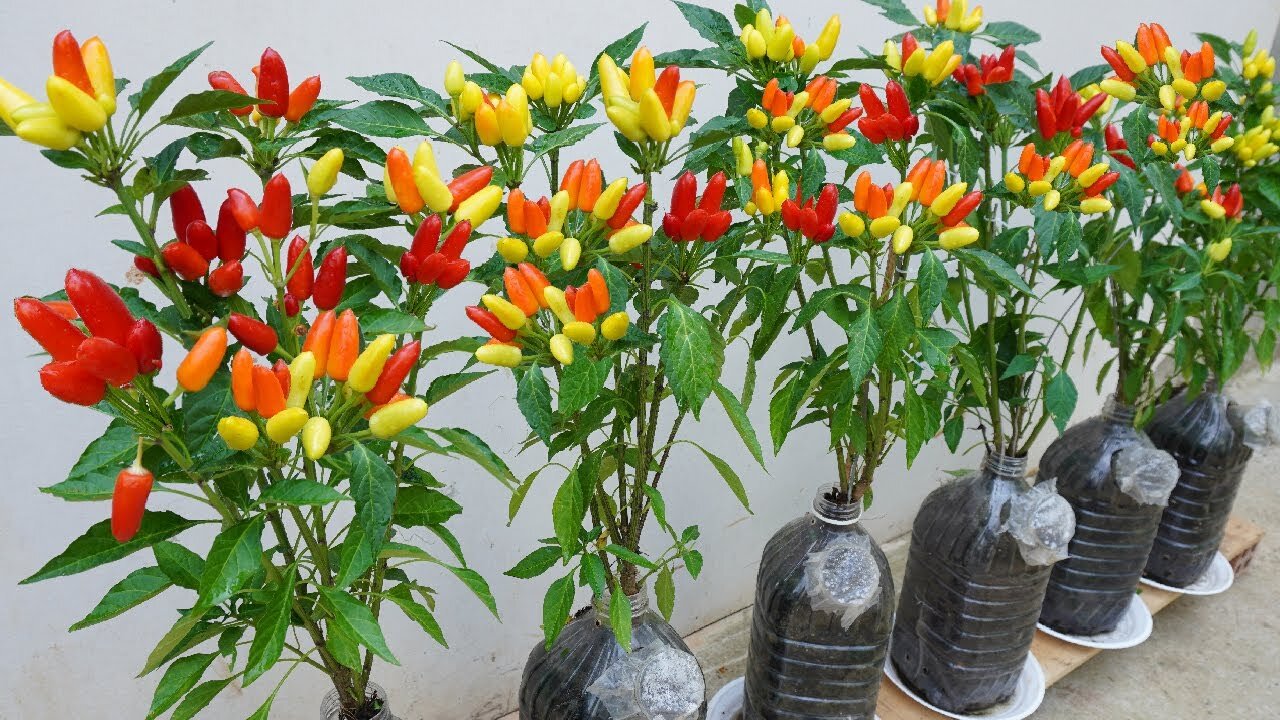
[
  {"xmin": 742, "ymin": 484, "xmax": 894, "ymax": 719},
  {"xmin": 890, "ymin": 454, "xmax": 1075, "ymax": 714},
  {"xmin": 518, "ymin": 590, "xmax": 707, "ymax": 720},
  {"xmin": 321, "ymin": 683, "xmax": 397, "ymax": 720},
  {"xmin": 1144, "ymin": 390, "xmax": 1253, "ymax": 587},
  {"xmin": 1036, "ymin": 398, "xmax": 1180, "ymax": 636}
]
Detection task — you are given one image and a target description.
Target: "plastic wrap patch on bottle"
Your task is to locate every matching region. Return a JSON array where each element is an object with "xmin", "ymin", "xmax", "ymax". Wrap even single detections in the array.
[
  {"xmin": 1002, "ymin": 479, "xmax": 1075, "ymax": 566},
  {"xmin": 804, "ymin": 533, "xmax": 882, "ymax": 630},
  {"xmin": 1239, "ymin": 401, "xmax": 1276, "ymax": 450},
  {"xmin": 1113, "ymin": 445, "xmax": 1180, "ymax": 506},
  {"xmin": 586, "ymin": 645, "xmax": 705, "ymax": 720}
]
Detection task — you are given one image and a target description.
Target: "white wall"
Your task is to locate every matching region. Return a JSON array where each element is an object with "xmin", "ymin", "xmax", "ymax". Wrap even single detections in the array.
[{"xmin": 1, "ymin": 1, "xmax": 1276, "ymax": 718}]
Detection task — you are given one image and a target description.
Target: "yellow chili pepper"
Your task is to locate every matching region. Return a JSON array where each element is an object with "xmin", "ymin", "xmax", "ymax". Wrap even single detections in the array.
[
  {"xmin": 1080, "ymin": 197, "xmax": 1113, "ymax": 214},
  {"xmin": 370, "ymin": 397, "xmax": 429, "ymax": 439},
  {"xmin": 549, "ymin": 334, "xmax": 574, "ymax": 365},
  {"xmin": 534, "ymin": 231, "xmax": 566, "ymax": 257},
  {"xmin": 46, "ymin": 75, "xmax": 107, "ymax": 132},
  {"xmin": 891, "ymin": 225, "xmax": 914, "ymax": 255},
  {"xmin": 266, "ymin": 407, "xmax": 309, "ymax": 444},
  {"xmin": 476, "ymin": 343, "xmax": 523, "ymax": 367},
  {"xmin": 445, "ymin": 61, "xmax": 465, "ymax": 97},
  {"xmin": 307, "ymin": 148, "xmax": 344, "ymax": 197},
  {"xmin": 669, "ymin": 82, "xmax": 695, "ymax": 136},
  {"xmin": 930, "ymin": 183, "xmax": 968, "ymax": 217},
  {"xmin": 888, "ymin": 183, "xmax": 914, "ymax": 219},
  {"xmin": 1200, "ymin": 200, "xmax": 1227, "ymax": 219},
  {"xmin": 837, "ymin": 212, "xmax": 865, "ymax": 237},
  {"xmin": 870, "ymin": 216, "xmax": 900, "ymax": 239},
  {"xmin": 0, "ymin": 77, "xmax": 36, "ymax": 130},
  {"xmin": 348, "ymin": 334, "xmax": 396, "ymax": 393},
  {"xmin": 548, "ymin": 190, "xmax": 570, "ymax": 233},
  {"xmin": 601, "ymin": 312, "xmax": 630, "ymax": 341},
  {"xmin": 1116, "ymin": 41, "xmax": 1147, "ymax": 74},
  {"xmin": 1043, "ymin": 189, "xmax": 1062, "ymax": 212},
  {"xmin": 608, "ymin": 224, "xmax": 652, "ymax": 254},
  {"xmin": 593, "ymin": 178, "xmax": 629, "ymax": 220},
  {"xmin": 1207, "ymin": 238, "xmax": 1232, "ymax": 262},
  {"xmin": 15, "ymin": 115, "xmax": 81, "ymax": 150},
  {"xmin": 455, "ymin": 184, "xmax": 503, "ymax": 228},
  {"xmin": 823, "ymin": 134, "xmax": 856, "ymax": 151},
  {"xmin": 497, "ymin": 238, "xmax": 529, "ymax": 263},
  {"xmin": 1077, "ymin": 163, "xmax": 1110, "ymax": 189},
  {"xmin": 638, "ymin": 89, "xmax": 671, "ymax": 142},
  {"xmin": 287, "ymin": 351, "xmax": 317, "ymax": 409},
  {"xmin": 474, "ymin": 101, "xmax": 501, "ymax": 145},
  {"xmin": 482, "ymin": 294, "xmax": 528, "ymax": 330},
  {"xmin": 1100, "ymin": 79, "xmax": 1136, "ymax": 102},
  {"xmin": 785, "ymin": 125, "xmax": 804, "ymax": 148},
  {"xmin": 80, "ymin": 37, "xmax": 116, "ymax": 115},
  {"xmin": 815, "ymin": 15, "xmax": 841, "ymax": 59},
  {"xmin": 217, "ymin": 416, "xmax": 259, "ymax": 451},
  {"xmin": 733, "ymin": 137, "xmax": 753, "ymax": 176},
  {"xmin": 939, "ymin": 226, "xmax": 980, "ymax": 250},
  {"xmin": 560, "ymin": 237, "xmax": 582, "ymax": 270},
  {"xmin": 563, "ymin": 321, "xmax": 597, "ymax": 345},
  {"xmin": 300, "ymin": 417, "xmax": 331, "ymax": 460}
]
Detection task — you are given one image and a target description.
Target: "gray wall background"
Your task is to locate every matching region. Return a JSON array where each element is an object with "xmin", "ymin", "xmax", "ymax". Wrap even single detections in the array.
[{"xmin": 1, "ymin": 1, "xmax": 1276, "ymax": 718}]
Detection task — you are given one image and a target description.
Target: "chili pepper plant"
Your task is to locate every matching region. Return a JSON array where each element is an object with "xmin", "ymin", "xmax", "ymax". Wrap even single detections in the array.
[{"xmin": 4, "ymin": 37, "xmax": 512, "ymax": 720}]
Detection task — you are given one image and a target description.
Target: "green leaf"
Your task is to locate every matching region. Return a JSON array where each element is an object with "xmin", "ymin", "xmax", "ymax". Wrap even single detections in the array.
[
  {"xmin": 604, "ymin": 544, "xmax": 659, "ymax": 571},
  {"xmin": 610, "ymin": 585, "xmax": 633, "ymax": 652},
  {"xmin": 712, "ymin": 382, "xmax": 764, "ymax": 468},
  {"xmin": 130, "ymin": 43, "xmax": 212, "ymax": 118},
  {"xmin": 163, "ymin": 90, "xmax": 261, "ymax": 121},
  {"xmin": 140, "ymin": 610, "xmax": 216, "ymax": 677},
  {"xmin": 430, "ymin": 427, "xmax": 518, "ymax": 488},
  {"xmin": 70, "ymin": 566, "xmax": 171, "ymax": 631},
  {"xmin": 385, "ymin": 584, "xmax": 447, "ymax": 647},
  {"xmin": 260, "ymin": 479, "xmax": 349, "ymax": 506},
  {"xmin": 559, "ymin": 357, "xmax": 611, "ymax": 416},
  {"xmin": 23, "ymin": 511, "xmax": 199, "ymax": 584},
  {"xmin": 424, "ymin": 370, "xmax": 491, "ymax": 405},
  {"xmin": 845, "ymin": 311, "xmax": 882, "ymax": 390},
  {"xmin": 857, "ymin": 0, "xmax": 918, "ymax": 25},
  {"xmin": 170, "ymin": 678, "xmax": 232, "ymax": 720},
  {"xmin": 541, "ymin": 575, "xmax": 577, "ymax": 648},
  {"xmin": 517, "ymin": 365, "xmax": 555, "ymax": 445},
  {"xmin": 955, "ymin": 248, "xmax": 1035, "ymax": 294},
  {"xmin": 917, "ymin": 248, "xmax": 948, "ymax": 319},
  {"xmin": 876, "ymin": 292, "xmax": 915, "ymax": 360},
  {"xmin": 154, "ymin": 542, "xmax": 204, "ymax": 589},
  {"xmin": 394, "ymin": 486, "xmax": 462, "ymax": 527},
  {"xmin": 505, "ymin": 545, "xmax": 563, "ymax": 579},
  {"xmin": 658, "ymin": 298, "xmax": 724, "ymax": 417},
  {"xmin": 344, "ymin": 236, "xmax": 404, "ymax": 302},
  {"xmin": 197, "ymin": 517, "xmax": 264, "ymax": 607},
  {"xmin": 347, "ymin": 73, "xmax": 450, "ymax": 116},
  {"xmin": 444, "ymin": 565, "xmax": 499, "ymax": 617},
  {"xmin": 318, "ymin": 586, "xmax": 398, "ymax": 664},
  {"xmin": 903, "ymin": 382, "xmax": 940, "ymax": 468},
  {"xmin": 247, "ymin": 692, "xmax": 277, "ymax": 720},
  {"xmin": 147, "ymin": 652, "xmax": 216, "ymax": 719},
  {"xmin": 789, "ymin": 284, "xmax": 871, "ymax": 332},
  {"xmin": 983, "ymin": 21, "xmax": 1041, "ymax": 45},
  {"xmin": 334, "ymin": 100, "xmax": 430, "ymax": 138},
  {"xmin": 336, "ymin": 443, "xmax": 398, "ymax": 587},
  {"xmin": 917, "ymin": 327, "xmax": 959, "ymax": 369},
  {"xmin": 357, "ymin": 307, "xmax": 427, "ymax": 336},
  {"xmin": 1045, "ymin": 372, "xmax": 1078, "ymax": 433},
  {"xmin": 671, "ymin": 1, "xmax": 737, "ymax": 45},
  {"xmin": 41, "ymin": 420, "xmax": 136, "ymax": 501},
  {"xmin": 683, "ymin": 440, "xmax": 750, "ymax": 510},
  {"xmin": 531, "ymin": 123, "xmax": 604, "ymax": 156},
  {"xmin": 1000, "ymin": 353, "xmax": 1037, "ymax": 380},
  {"xmin": 655, "ymin": 566, "xmax": 676, "ymax": 621},
  {"xmin": 552, "ymin": 469, "xmax": 585, "ymax": 559},
  {"xmin": 243, "ymin": 564, "xmax": 295, "ymax": 686}
]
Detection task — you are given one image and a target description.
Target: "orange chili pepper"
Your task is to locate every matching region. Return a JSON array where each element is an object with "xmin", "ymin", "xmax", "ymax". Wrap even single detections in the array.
[
  {"xmin": 905, "ymin": 159, "xmax": 932, "ymax": 199},
  {"xmin": 1150, "ymin": 23, "xmax": 1172, "ymax": 55},
  {"xmin": 253, "ymin": 365, "xmax": 286, "ymax": 418},
  {"xmin": 865, "ymin": 183, "xmax": 888, "ymax": 218},
  {"xmin": 579, "ymin": 159, "xmax": 603, "ymax": 212},
  {"xmin": 176, "ymin": 326, "xmax": 227, "ymax": 392},
  {"xmin": 762, "ymin": 78, "xmax": 779, "ymax": 112},
  {"xmin": 560, "ymin": 160, "xmax": 584, "ymax": 207},
  {"xmin": 1136, "ymin": 24, "xmax": 1158, "ymax": 65},
  {"xmin": 386, "ymin": 147, "xmax": 424, "ymax": 214},
  {"xmin": 1069, "ymin": 144, "xmax": 1094, "ymax": 176},
  {"xmin": 1018, "ymin": 144, "xmax": 1038, "ymax": 175},
  {"xmin": 503, "ymin": 268, "xmax": 539, "ymax": 316},
  {"xmin": 524, "ymin": 200, "xmax": 548, "ymax": 238},
  {"xmin": 751, "ymin": 159, "xmax": 770, "ymax": 197},
  {"xmin": 586, "ymin": 269, "xmax": 611, "ymax": 315},
  {"xmin": 302, "ymin": 310, "xmax": 337, "ymax": 373},
  {"xmin": 919, "ymin": 162, "xmax": 946, "ymax": 205},
  {"xmin": 231, "ymin": 348, "xmax": 257, "ymax": 412},
  {"xmin": 854, "ymin": 171, "xmax": 872, "ymax": 211},
  {"xmin": 574, "ymin": 284, "xmax": 598, "ymax": 322},
  {"xmin": 507, "ymin": 188, "xmax": 527, "ymax": 235},
  {"xmin": 326, "ymin": 309, "xmax": 359, "ymax": 381},
  {"xmin": 1200, "ymin": 42, "xmax": 1215, "ymax": 78},
  {"xmin": 52, "ymin": 30, "xmax": 95, "ymax": 95},
  {"xmin": 518, "ymin": 264, "xmax": 551, "ymax": 308}
]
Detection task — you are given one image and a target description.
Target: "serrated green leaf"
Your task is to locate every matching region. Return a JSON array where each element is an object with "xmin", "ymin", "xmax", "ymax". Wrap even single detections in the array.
[
  {"xmin": 518, "ymin": 365, "xmax": 555, "ymax": 445},
  {"xmin": 41, "ymin": 420, "xmax": 136, "ymax": 501},
  {"xmin": 658, "ymin": 299, "xmax": 724, "ymax": 417},
  {"xmin": 336, "ymin": 443, "xmax": 398, "ymax": 587},
  {"xmin": 394, "ymin": 486, "xmax": 462, "ymax": 527},
  {"xmin": 845, "ymin": 311, "xmax": 882, "ymax": 390},
  {"xmin": 559, "ymin": 356, "xmax": 611, "ymax": 415},
  {"xmin": 154, "ymin": 541, "xmax": 204, "ymax": 589},
  {"xmin": 1045, "ymin": 372, "xmax": 1078, "ymax": 433},
  {"xmin": 197, "ymin": 517, "xmax": 264, "ymax": 607},
  {"xmin": 334, "ymin": 100, "xmax": 430, "ymax": 138}
]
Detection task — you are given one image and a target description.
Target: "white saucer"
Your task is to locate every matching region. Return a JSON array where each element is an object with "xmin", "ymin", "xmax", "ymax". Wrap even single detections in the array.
[
  {"xmin": 1036, "ymin": 594, "xmax": 1153, "ymax": 649},
  {"xmin": 884, "ymin": 653, "xmax": 1045, "ymax": 720},
  {"xmin": 707, "ymin": 676, "xmax": 880, "ymax": 720},
  {"xmin": 1140, "ymin": 551, "xmax": 1235, "ymax": 596}
]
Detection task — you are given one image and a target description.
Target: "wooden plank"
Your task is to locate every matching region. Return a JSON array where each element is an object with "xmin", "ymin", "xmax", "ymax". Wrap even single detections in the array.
[{"xmin": 875, "ymin": 515, "xmax": 1265, "ymax": 719}]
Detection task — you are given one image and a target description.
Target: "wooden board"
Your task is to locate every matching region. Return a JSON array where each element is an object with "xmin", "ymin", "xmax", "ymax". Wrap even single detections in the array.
[{"xmin": 875, "ymin": 515, "xmax": 1266, "ymax": 719}]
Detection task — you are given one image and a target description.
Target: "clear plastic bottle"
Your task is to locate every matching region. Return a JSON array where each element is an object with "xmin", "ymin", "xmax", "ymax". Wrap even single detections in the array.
[
  {"xmin": 890, "ymin": 453, "xmax": 1074, "ymax": 714},
  {"xmin": 321, "ymin": 683, "xmax": 398, "ymax": 720},
  {"xmin": 518, "ymin": 590, "xmax": 707, "ymax": 720},
  {"xmin": 1144, "ymin": 389, "xmax": 1253, "ymax": 587},
  {"xmin": 742, "ymin": 484, "xmax": 894, "ymax": 719},
  {"xmin": 1037, "ymin": 397, "xmax": 1178, "ymax": 635}
]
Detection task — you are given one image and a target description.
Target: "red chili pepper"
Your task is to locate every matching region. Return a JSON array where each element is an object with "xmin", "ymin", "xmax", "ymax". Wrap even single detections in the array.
[
  {"xmin": 14, "ymin": 298, "xmax": 85, "ymax": 361},
  {"xmin": 654, "ymin": 66, "xmax": 680, "ymax": 113},
  {"xmin": 608, "ymin": 183, "xmax": 648, "ymax": 230},
  {"xmin": 826, "ymin": 108, "xmax": 861, "ymax": 134},
  {"xmin": 670, "ymin": 171, "xmax": 697, "ymax": 220},
  {"xmin": 272, "ymin": 359, "xmax": 291, "ymax": 398},
  {"xmin": 518, "ymin": 263, "xmax": 550, "ymax": 307},
  {"xmin": 134, "ymin": 256, "xmax": 160, "ymax": 278},
  {"xmin": 885, "ymin": 81, "xmax": 910, "ymax": 121},
  {"xmin": 662, "ymin": 212, "xmax": 683, "ymax": 241},
  {"xmin": 411, "ymin": 214, "xmax": 442, "ymax": 256},
  {"xmin": 1085, "ymin": 171, "xmax": 1120, "ymax": 198},
  {"xmin": 700, "ymin": 172, "xmax": 727, "ymax": 213},
  {"xmin": 40, "ymin": 359, "xmax": 107, "ymax": 406},
  {"xmin": 209, "ymin": 259, "xmax": 244, "ymax": 297},
  {"xmin": 366, "ymin": 340, "xmax": 421, "ymax": 405},
  {"xmin": 680, "ymin": 209, "xmax": 709, "ymax": 241},
  {"xmin": 111, "ymin": 464, "xmax": 154, "ymax": 543},
  {"xmin": 815, "ymin": 185, "xmax": 838, "ymax": 225},
  {"xmin": 1035, "ymin": 89, "xmax": 1057, "ymax": 140},
  {"xmin": 256, "ymin": 47, "xmax": 290, "ymax": 118},
  {"xmin": 466, "ymin": 306, "xmax": 517, "ymax": 342},
  {"xmin": 400, "ymin": 252, "xmax": 421, "ymax": 280},
  {"xmin": 125, "ymin": 319, "xmax": 163, "ymax": 374},
  {"xmin": 76, "ymin": 337, "xmax": 137, "ymax": 387},
  {"xmin": 208, "ymin": 71, "xmax": 253, "ymax": 115},
  {"xmin": 436, "ymin": 258, "xmax": 470, "ymax": 289},
  {"xmin": 259, "ymin": 174, "xmax": 293, "ymax": 240},
  {"xmin": 52, "ymin": 30, "xmax": 95, "ymax": 95},
  {"xmin": 285, "ymin": 75, "xmax": 321, "ymax": 122},
  {"xmin": 942, "ymin": 191, "xmax": 985, "ymax": 227},
  {"xmin": 286, "ymin": 235, "xmax": 314, "ymax": 300},
  {"xmin": 226, "ymin": 189, "xmax": 261, "ymax": 231},
  {"xmin": 446, "ymin": 166, "xmax": 494, "ymax": 211},
  {"xmin": 254, "ymin": 365, "xmax": 287, "ymax": 418},
  {"xmin": 702, "ymin": 211, "xmax": 731, "ymax": 242},
  {"xmin": 1100, "ymin": 46, "xmax": 1136, "ymax": 82},
  {"xmin": 283, "ymin": 293, "xmax": 301, "ymax": 317},
  {"xmin": 161, "ymin": 242, "xmax": 209, "ymax": 281},
  {"xmin": 169, "ymin": 184, "xmax": 206, "ymax": 244},
  {"xmin": 183, "ymin": 220, "xmax": 218, "ymax": 261},
  {"xmin": 415, "ymin": 253, "xmax": 446, "ymax": 285},
  {"xmin": 64, "ymin": 269, "xmax": 135, "ymax": 345},
  {"xmin": 228, "ymin": 313, "xmax": 279, "ymax": 355},
  {"xmin": 438, "ymin": 220, "xmax": 472, "ymax": 259},
  {"xmin": 1074, "ymin": 93, "xmax": 1108, "ymax": 127},
  {"xmin": 859, "ymin": 84, "xmax": 885, "ymax": 118},
  {"xmin": 312, "ymin": 247, "xmax": 348, "ymax": 310},
  {"xmin": 215, "ymin": 198, "xmax": 248, "ymax": 262},
  {"xmin": 780, "ymin": 199, "xmax": 802, "ymax": 231}
]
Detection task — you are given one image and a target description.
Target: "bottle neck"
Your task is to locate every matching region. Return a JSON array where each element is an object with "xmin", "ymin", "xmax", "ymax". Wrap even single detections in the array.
[
  {"xmin": 812, "ymin": 484, "xmax": 864, "ymax": 526},
  {"xmin": 983, "ymin": 451, "xmax": 1028, "ymax": 483},
  {"xmin": 593, "ymin": 589, "xmax": 650, "ymax": 621},
  {"xmin": 1103, "ymin": 394, "xmax": 1138, "ymax": 426}
]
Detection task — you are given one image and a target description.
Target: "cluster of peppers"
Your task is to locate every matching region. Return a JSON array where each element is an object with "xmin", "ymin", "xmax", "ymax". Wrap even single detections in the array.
[
  {"xmin": 737, "ymin": 8, "xmax": 841, "ymax": 76},
  {"xmin": 383, "ymin": 140, "xmax": 503, "ymax": 228},
  {"xmin": 952, "ymin": 46, "xmax": 1015, "ymax": 97},
  {"xmin": 138, "ymin": 183, "xmax": 253, "ymax": 297},
  {"xmin": 838, "ymin": 161, "xmax": 984, "ymax": 253},
  {"xmin": 469, "ymin": 265, "xmax": 629, "ymax": 368},
  {"xmin": 15, "ymin": 269, "xmax": 162, "ymax": 406},
  {"xmin": 922, "ymin": 0, "xmax": 985, "ymax": 33},
  {"xmin": 857, "ymin": 81, "xmax": 919, "ymax": 144},
  {"xmin": 399, "ymin": 215, "xmax": 473, "ymax": 290},
  {"xmin": 597, "ymin": 47, "xmax": 696, "ymax": 145},
  {"xmin": 444, "ymin": 70, "xmax": 533, "ymax": 149},
  {"xmin": 1099, "ymin": 25, "xmax": 1227, "ymax": 111},
  {"xmin": 1004, "ymin": 143, "xmax": 1118, "ymax": 215},
  {"xmin": 0, "ymin": 30, "xmax": 116, "ymax": 150},
  {"xmin": 496, "ymin": 160, "xmax": 652, "ymax": 270},
  {"xmin": 208, "ymin": 47, "xmax": 321, "ymax": 124},
  {"xmin": 663, "ymin": 171, "xmax": 732, "ymax": 243},
  {"xmin": 519, "ymin": 53, "xmax": 588, "ymax": 112},
  {"xmin": 1149, "ymin": 99, "xmax": 1234, "ymax": 161},
  {"xmin": 1035, "ymin": 76, "xmax": 1109, "ymax": 141},
  {"xmin": 1231, "ymin": 106, "xmax": 1280, "ymax": 167},
  {"xmin": 883, "ymin": 33, "xmax": 963, "ymax": 87},
  {"xmin": 745, "ymin": 76, "xmax": 860, "ymax": 152}
]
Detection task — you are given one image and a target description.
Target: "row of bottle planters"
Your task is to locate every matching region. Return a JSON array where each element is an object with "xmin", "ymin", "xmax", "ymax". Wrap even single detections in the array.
[{"xmin": 513, "ymin": 387, "xmax": 1275, "ymax": 720}]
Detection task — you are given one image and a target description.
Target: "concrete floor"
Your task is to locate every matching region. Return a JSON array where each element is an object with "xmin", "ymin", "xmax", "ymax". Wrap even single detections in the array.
[{"xmin": 690, "ymin": 368, "xmax": 1280, "ymax": 718}]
